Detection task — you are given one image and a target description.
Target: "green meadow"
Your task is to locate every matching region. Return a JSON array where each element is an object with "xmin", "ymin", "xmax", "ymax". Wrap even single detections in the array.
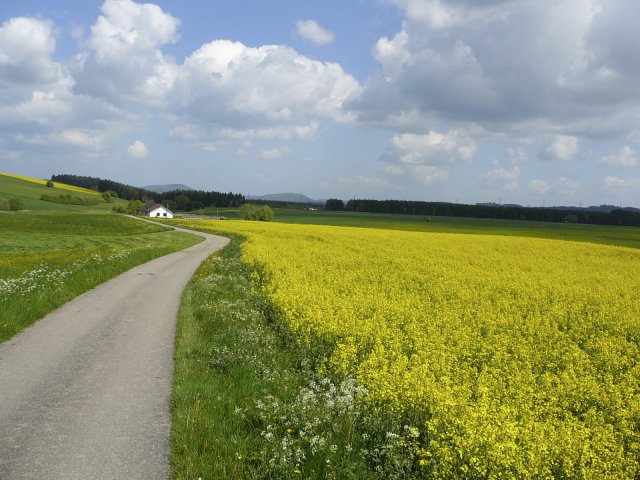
[
  {"xmin": 0, "ymin": 173, "xmax": 126, "ymax": 212},
  {"xmin": 0, "ymin": 175, "xmax": 202, "ymax": 343}
]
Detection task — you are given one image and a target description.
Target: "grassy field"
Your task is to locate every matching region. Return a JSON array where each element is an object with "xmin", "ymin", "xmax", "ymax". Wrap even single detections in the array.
[
  {"xmin": 0, "ymin": 211, "xmax": 202, "ymax": 343},
  {"xmin": 0, "ymin": 173, "xmax": 125, "ymax": 212},
  {"xmin": 203, "ymin": 206, "xmax": 640, "ymax": 249},
  {"xmin": 169, "ymin": 217, "xmax": 640, "ymax": 479},
  {"xmin": 0, "ymin": 172, "xmax": 99, "ymax": 195}
]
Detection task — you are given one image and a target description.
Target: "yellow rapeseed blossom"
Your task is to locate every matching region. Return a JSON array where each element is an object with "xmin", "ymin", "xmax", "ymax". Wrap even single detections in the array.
[{"xmin": 179, "ymin": 219, "xmax": 640, "ymax": 478}]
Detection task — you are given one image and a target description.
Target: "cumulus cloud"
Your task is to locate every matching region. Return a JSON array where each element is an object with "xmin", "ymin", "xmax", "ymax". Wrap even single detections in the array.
[
  {"xmin": 599, "ymin": 146, "xmax": 639, "ymax": 167},
  {"xmin": 529, "ymin": 179, "xmax": 550, "ymax": 195},
  {"xmin": 295, "ymin": 20, "xmax": 335, "ymax": 45},
  {"xmin": 538, "ymin": 135, "xmax": 579, "ymax": 161},
  {"xmin": 480, "ymin": 166, "xmax": 520, "ymax": 192},
  {"xmin": 172, "ymin": 40, "xmax": 358, "ymax": 127},
  {"xmin": 530, "ymin": 176, "xmax": 580, "ymax": 197},
  {"xmin": 602, "ymin": 175, "xmax": 640, "ymax": 189},
  {"xmin": 72, "ymin": 0, "xmax": 180, "ymax": 107},
  {"xmin": 507, "ymin": 147, "xmax": 528, "ymax": 163},
  {"xmin": 16, "ymin": 128, "xmax": 106, "ymax": 150},
  {"xmin": 127, "ymin": 140, "xmax": 149, "ymax": 158},
  {"xmin": 380, "ymin": 130, "xmax": 476, "ymax": 165},
  {"xmin": 0, "ymin": 17, "xmax": 63, "ymax": 86},
  {"xmin": 351, "ymin": 0, "xmax": 640, "ymax": 140}
]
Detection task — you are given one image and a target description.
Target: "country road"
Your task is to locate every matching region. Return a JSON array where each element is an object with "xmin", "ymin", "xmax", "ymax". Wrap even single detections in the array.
[{"xmin": 0, "ymin": 223, "xmax": 228, "ymax": 479}]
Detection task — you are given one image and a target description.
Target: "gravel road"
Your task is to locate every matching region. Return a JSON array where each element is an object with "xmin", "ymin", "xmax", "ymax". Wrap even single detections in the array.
[{"xmin": 0, "ymin": 224, "xmax": 228, "ymax": 479}]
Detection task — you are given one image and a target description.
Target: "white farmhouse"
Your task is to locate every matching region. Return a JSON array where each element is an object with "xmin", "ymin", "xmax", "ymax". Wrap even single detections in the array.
[{"xmin": 138, "ymin": 202, "xmax": 174, "ymax": 218}]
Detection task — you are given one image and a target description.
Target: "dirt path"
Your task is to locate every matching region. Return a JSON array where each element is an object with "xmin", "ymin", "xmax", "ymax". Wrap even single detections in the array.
[{"xmin": 0, "ymin": 224, "xmax": 228, "ymax": 479}]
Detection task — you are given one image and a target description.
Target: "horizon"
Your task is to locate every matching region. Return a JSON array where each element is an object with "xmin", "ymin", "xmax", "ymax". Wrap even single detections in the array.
[{"xmin": 2, "ymin": 1, "xmax": 640, "ymax": 207}]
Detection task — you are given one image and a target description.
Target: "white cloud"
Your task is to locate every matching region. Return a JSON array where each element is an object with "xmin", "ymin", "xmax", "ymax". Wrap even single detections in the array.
[
  {"xmin": 172, "ymin": 40, "xmax": 359, "ymax": 127},
  {"xmin": 0, "ymin": 17, "xmax": 63, "ymax": 86},
  {"xmin": 380, "ymin": 130, "xmax": 476, "ymax": 165},
  {"xmin": 529, "ymin": 179, "xmax": 550, "ymax": 195},
  {"xmin": 602, "ymin": 175, "xmax": 640, "ymax": 189},
  {"xmin": 16, "ymin": 129, "xmax": 105, "ymax": 150},
  {"xmin": 539, "ymin": 135, "xmax": 579, "ymax": 161},
  {"xmin": 599, "ymin": 146, "xmax": 639, "ymax": 167},
  {"xmin": 127, "ymin": 140, "xmax": 149, "ymax": 158},
  {"xmin": 352, "ymin": 1, "xmax": 640, "ymax": 141},
  {"xmin": 72, "ymin": 0, "xmax": 180, "ymax": 107},
  {"xmin": 531, "ymin": 176, "xmax": 580, "ymax": 197},
  {"xmin": 259, "ymin": 146, "xmax": 290, "ymax": 160},
  {"xmin": 480, "ymin": 166, "xmax": 520, "ymax": 192},
  {"xmin": 295, "ymin": 20, "xmax": 335, "ymax": 46},
  {"xmin": 412, "ymin": 165, "xmax": 449, "ymax": 185},
  {"xmin": 507, "ymin": 147, "xmax": 528, "ymax": 163}
]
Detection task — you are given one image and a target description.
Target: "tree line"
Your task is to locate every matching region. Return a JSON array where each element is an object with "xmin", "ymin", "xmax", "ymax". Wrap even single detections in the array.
[
  {"xmin": 325, "ymin": 198, "xmax": 640, "ymax": 227},
  {"xmin": 51, "ymin": 174, "xmax": 244, "ymax": 210}
]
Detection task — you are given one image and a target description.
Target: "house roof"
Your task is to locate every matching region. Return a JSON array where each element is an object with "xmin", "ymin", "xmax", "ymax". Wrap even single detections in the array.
[{"xmin": 138, "ymin": 202, "xmax": 172, "ymax": 213}]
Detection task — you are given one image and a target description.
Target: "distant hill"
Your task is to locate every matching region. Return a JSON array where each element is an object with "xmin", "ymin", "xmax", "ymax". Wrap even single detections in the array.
[
  {"xmin": 248, "ymin": 193, "xmax": 323, "ymax": 205},
  {"xmin": 143, "ymin": 184, "xmax": 193, "ymax": 193}
]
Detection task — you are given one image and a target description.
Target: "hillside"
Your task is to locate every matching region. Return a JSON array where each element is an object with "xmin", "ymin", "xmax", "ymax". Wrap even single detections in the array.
[
  {"xmin": 143, "ymin": 184, "xmax": 193, "ymax": 193},
  {"xmin": 249, "ymin": 193, "xmax": 322, "ymax": 204},
  {"xmin": 0, "ymin": 173, "xmax": 125, "ymax": 212},
  {"xmin": 1, "ymin": 172, "xmax": 99, "ymax": 195}
]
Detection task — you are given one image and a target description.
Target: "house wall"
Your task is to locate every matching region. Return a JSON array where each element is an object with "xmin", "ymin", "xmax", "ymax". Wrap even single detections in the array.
[{"xmin": 148, "ymin": 207, "xmax": 174, "ymax": 218}]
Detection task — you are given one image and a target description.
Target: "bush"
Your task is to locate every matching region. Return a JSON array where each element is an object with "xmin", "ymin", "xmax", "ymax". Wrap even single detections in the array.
[
  {"xmin": 40, "ymin": 194, "xmax": 100, "ymax": 206},
  {"xmin": 45, "ymin": 180, "xmax": 54, "ymax": 188},
  {"xmin": 102, "ymin": 191, "xmax": 117, "ymax": 203},
  {"xmin": 112, "ymin": 205, "xmax": 127, "ymax": 214},
  {"xmin": 8, "ymin": 198, "xmax": 25, "ymax": 211},
  {"xmin": 240, "ymin": 203, "xmax": 274, "ymax": 221},
  {"xmin": 127, "ymin": 199, "xmax": 143, "ymax": 214}
]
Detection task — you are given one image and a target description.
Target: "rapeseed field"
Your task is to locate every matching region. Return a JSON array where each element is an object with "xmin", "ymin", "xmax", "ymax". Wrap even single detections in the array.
[{"xmin": 179, "ymin": 219, "xmax": 640, "ymax": 478}]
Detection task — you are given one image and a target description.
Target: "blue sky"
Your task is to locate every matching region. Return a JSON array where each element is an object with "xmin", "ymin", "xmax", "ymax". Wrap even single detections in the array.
[{"xmin": 2, "ymin": 0, "xmax": 640, "ymax": 206}]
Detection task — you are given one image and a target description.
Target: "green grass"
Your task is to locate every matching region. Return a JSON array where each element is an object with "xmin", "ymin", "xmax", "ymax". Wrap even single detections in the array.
[
  {"xmin": 0, "ymin": 173, "xmax": 127, "ymax": 212},
  {"xmin": 203, "ymin": 206, "xmax": 640, "ymax": 249},
  {"xmin": 0, "ymin": 211, "xmax": 202, "ymax": 343}
]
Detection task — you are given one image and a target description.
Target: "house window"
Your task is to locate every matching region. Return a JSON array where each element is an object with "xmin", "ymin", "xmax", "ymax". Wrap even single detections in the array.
[{"xmin": 163, "ymin": 213, "xmax": 167, "ymax": 217}]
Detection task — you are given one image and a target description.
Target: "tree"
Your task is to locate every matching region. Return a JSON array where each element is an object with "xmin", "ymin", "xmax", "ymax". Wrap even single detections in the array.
[
  {"xmin": 127, "ymin": 199, "xmax": 143, "ymax": 214},
  {"xmin": 175, "ymin": 194, "xmax": 190, "ymax": 211},
  {"xmin": 240, "ymin": 203, "xmax": 274, "ymax": 221},
  {"xmin": 45, "ymin": 180, "xmax": 54, "ymax": 188},
  {"xmin": 325, "ymin": 198, "xmax": 344, "ymax": 211}
]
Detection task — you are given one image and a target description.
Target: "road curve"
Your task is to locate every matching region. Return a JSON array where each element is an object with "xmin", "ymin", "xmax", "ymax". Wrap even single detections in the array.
[{"xmin": 0, "ymin": 223, "xmax": 228, "ymax": 479}]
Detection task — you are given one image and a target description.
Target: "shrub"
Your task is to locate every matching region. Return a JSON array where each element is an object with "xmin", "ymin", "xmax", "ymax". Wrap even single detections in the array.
[
  {"xmin": 8, "ymin": 198, "xmax": 25, "ymax": 211},
  {"xmin": 240, "ymin": 203, "xmax": 274, "ymax": 221},
  {"xmin": 102, "ymin": 191, "xmax": 117, "ymax": 203},
  {"xmin": 40, "ymin": 194, "xmax": 99, "ymax": 206},
  {"xmin": 45, "ymin": 180, "xmax": 54, "ymax": 188},
  {"xmin": 127, "ymin": 199, "xmax": 143, "ymax": 214}
]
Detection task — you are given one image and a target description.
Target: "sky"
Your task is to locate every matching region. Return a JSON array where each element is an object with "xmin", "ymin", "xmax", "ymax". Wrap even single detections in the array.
[{"xmin": 1, "ymin": 0, "xmax": 640, "ymax": 206}]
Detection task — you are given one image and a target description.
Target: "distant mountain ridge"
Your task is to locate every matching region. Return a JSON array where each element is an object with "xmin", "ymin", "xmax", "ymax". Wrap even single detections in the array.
[
  {"xmin": 247, "ymin": 193, "xmax": 324, "ymax": 205},
  {"xmin": 143, "ymin": 184, "xmax": 193, "ymax": 193}
]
